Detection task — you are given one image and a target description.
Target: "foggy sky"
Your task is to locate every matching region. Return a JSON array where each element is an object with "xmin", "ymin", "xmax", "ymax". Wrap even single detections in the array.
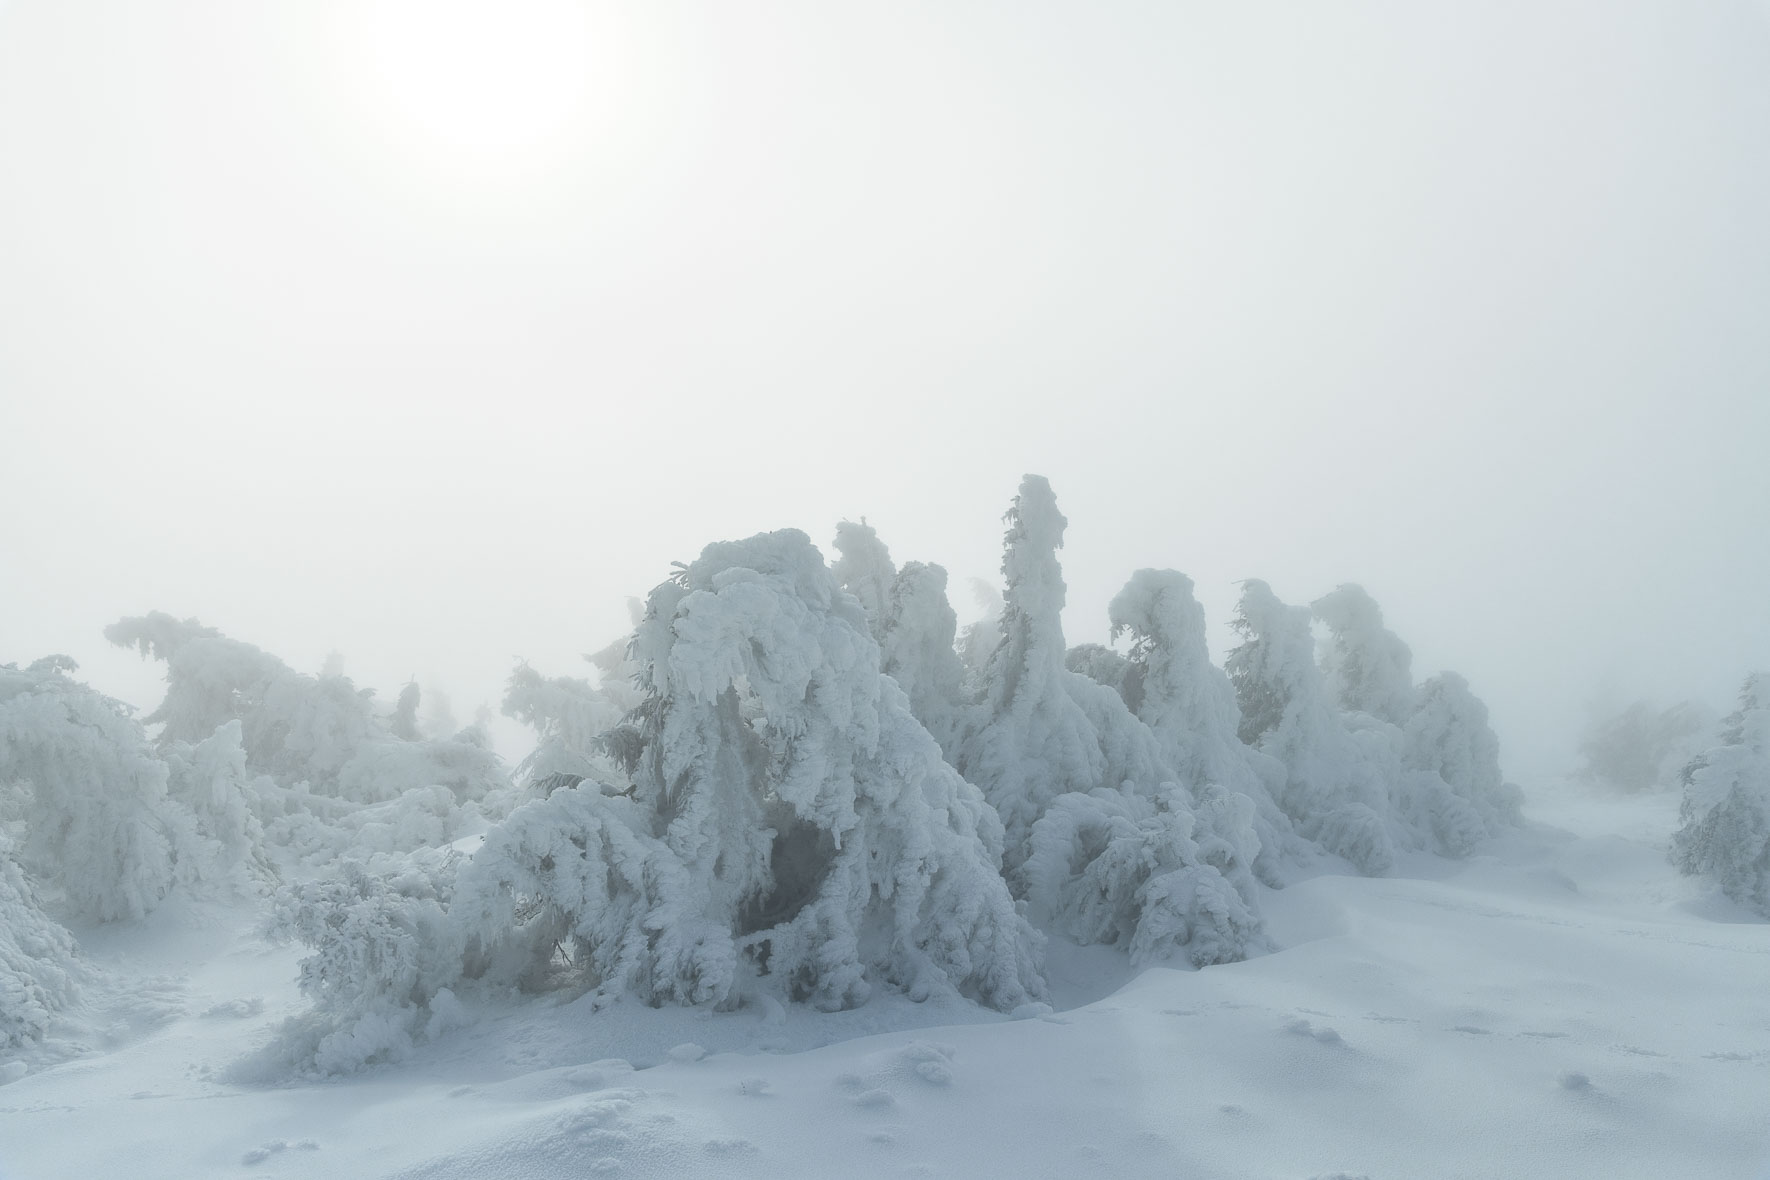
[{"xmin": 3, "ymin": 1, "xmax": 1768, "ymax": 784}]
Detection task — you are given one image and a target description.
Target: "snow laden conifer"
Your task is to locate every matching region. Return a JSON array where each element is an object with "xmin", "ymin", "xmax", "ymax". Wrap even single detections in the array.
[
  {"xmin": 1312, "ymin": 584, "xmax": 1416, "ymax": 726},
  {"xmin": 1671, "ymin": 673, "xmax": 1770, "ymax": 916},
  {"xmin": 479, "ymin": 528, "xmax": 1043, "ymax": 1012},
  {"xmin": 876, "ymin": 561, "xmax": 968, "ymax": 758},
  {"xmin": 1310, "ymin": 585, "xmax": 1522, "ymax": 855},
  {"xmin": 1228, "ymin": 581, "xmax": 1396, "ymax": 876},
  {"xmin": 960, "ymin": 477, "xmax": 1264, "ymax": 966},
  {"xmin": 1108, "ymin": 569, "xmax": 1301, "ymax": 885},
  {"xmin": 831, "ymin": 519, "xmax": 897, "ymax": 641},
  {"xmin": 1401, "ymin": 672, "xmax": 1523, "ymax": 851},
  {"xmin": 0, "ymin": 831, "xmax": 84, "ymax": 1051},
  {"xmin": 0, "ymin": 658, "xmax": 186, "ymax": 921}
]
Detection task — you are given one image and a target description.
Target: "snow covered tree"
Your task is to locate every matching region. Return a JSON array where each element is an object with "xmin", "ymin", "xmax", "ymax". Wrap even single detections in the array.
[
  {"xmin": 549, "ymin": 528, "xmax": 1042, "ymax": 1011},
  {"xmin": 390, "ymin": 681, "xmax": 422, "ymax": 741},
  {"xmin": 876, "ymin": 560, "xmax": 968, "ymax": 758},
  {"xmin": 0, "ymin": 658, "xmax": 185, "ymax": 921},
  {"xmin": 0, "ymin": 832, "xmax": 84, "ymax": 1051},
  {"xmin": 1401, "ymin": 672, "xmax": 1523, "ymax": 849},
  {"xmin": 1671, "ymin": 673, "xmax": 1770, "ymax": 916},
  {"xmin": 957, "ymin": 478, "xmax": 1264, "ymax": 964},
  {"xmin": 1109, "ymin": 569, "xmax": 1301, "ymax": 885},
  {"xmin": 162, "ymin": 719, "xmax": 273, "ymax": 891},
  {"xmin": 1312, "ymin": 583, "xmax": 1416, "ymax": 725},
  {"xmin": 831, "ymin": 518, "xmax": 896, "ymax": 641},
  {"xmin": 502, "ymin": 662, "xmax": 629, "ymax": 794},
  {"xmin": 1228, "ymin": 581, "xmax": 1395, "ymax": 876}
]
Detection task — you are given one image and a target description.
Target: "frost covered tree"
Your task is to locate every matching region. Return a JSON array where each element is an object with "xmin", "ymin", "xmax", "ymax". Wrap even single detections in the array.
[
  {"xmin": 1671, "ymin": 673, "xmax": 1770, "ymax": 916},
  {"xmin": 1109, "ymin": 569, "xmax": 1301, "ymax": 885},
  {"xmin": 1400, "ymin": 672, "xmax": 1523, "ymax": 851},
  {"xmin": 831, "ymin": 519, "xmax": 896, "ymax": 640},
  {"xmin": 390, "ymin": 681, "xmax": 422, "ymax": 741},
  {"xmin": 501, "ymin": 664, "xmax": 619, "ymax": 792},
  {"xmin": 1228, "ymin": 581, "xmax": 1396, "ymax": 875},
  {"xmin": 957, "ymin": 478, "xmax": 1264, "ymax": 964},
  {"xmin": 1312, "ymin": 584, "xmax": 1416, "ymax": 725},
  {"xmin": 0, "ymin": 658, "xmax": 186, "ymax": 921},
  {"xmin": 162, "ymin": 719, "xmax": 273, "ymax": 891},
  {"xmin": 876, "ymin": 561, "xmax": 968, "ymax": 758},
  {"xmin": 1, "ymin": 832, "xmax": 84, "ymax": 1051}
]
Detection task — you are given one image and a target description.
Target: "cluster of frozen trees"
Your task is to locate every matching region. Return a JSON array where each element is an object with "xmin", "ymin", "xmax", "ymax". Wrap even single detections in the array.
[
  {"xmin": 0, "ymin": 620, "xmax": 522, "ymax": 1057},
  {"xmin": 241, "ymin": 475, "xmax": 1531, "ymax": 1072},
  {"xmin": 3, "ymin": 474, "xmax": 1537, "ymax": 1073},
  {"xmin": 1671, "ymin": 674, "xmax": 1770, "ymax": 916}
]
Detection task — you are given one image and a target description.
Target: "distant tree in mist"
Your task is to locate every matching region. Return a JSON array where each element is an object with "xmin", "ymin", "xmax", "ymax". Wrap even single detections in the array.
[
  {"xmin": 1578, "ymin": 699, "xmax": 1713, "ymax": 794},
  {"xmin": 1671, "ymin": 673, "xmax": 1770, "ymax": 916},
  {"xmin": 111, "ymin": 612, "xmax": 509, "ymax": 812},
  {"xmin": 831, "ymin": 518, "xmax": 896, "ymax": 641}
]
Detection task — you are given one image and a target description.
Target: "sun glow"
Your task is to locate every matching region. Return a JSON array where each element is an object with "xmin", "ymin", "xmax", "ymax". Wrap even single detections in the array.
[{"xmin": 347, "ymin": 0, "xmax": 606, "ymax": 180}]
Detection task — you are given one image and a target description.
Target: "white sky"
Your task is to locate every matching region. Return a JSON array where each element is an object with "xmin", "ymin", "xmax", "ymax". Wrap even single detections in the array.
[{"xmin": 3, "ymin": 1, "xmax": 1768, "ymax": 782}]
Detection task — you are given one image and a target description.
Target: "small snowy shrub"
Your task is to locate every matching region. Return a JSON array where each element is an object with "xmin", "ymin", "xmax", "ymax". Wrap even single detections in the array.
[
  {"xmin": 262, "ymin": 850, "xmax": 463, "ymax": 1075},
  {"xmin": 1671, "ymin": 674, "xmax": 1770, "ymax": 915},
  {"xmin": 1022, "ymin": 788, "xmax": 1261, "ymax": 967}
]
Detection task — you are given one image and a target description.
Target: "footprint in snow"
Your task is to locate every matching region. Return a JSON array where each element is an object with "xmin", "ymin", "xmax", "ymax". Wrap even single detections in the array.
[
  {"xmin": 1284, "ymin": 1018, "xmax": 1344, "ymax": 1046},
  {"xmin": 241, "ymin": 1140, "xmax": 319, "ymax": 1165},
  {"xmin": 1450, "ymin": 1026, "xmax": 1492, "ymax": 1036}
]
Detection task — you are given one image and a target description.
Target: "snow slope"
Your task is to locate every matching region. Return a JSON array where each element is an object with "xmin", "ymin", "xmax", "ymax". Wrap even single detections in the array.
[{"xmin": 2, "ymin": 786, "xmax": 1765, "ymax": 1180}]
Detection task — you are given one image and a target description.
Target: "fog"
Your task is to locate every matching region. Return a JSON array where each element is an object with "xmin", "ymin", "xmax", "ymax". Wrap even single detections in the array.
[{"xmin": 4, "ymin": 0, "xmax": 1768, "ymax": 786}]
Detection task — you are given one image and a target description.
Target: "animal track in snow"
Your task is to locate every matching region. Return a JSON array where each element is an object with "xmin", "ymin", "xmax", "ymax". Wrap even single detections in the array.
[{"xmin": 241, "ymin": 1139, "xmax": 319, "ymax": 1165}]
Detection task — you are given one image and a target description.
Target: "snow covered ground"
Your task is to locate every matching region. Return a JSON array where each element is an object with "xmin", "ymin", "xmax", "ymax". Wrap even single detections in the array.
[{"xmin": 2, "ymin": 784, "xmax": 1765, "ymax": 1180}]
